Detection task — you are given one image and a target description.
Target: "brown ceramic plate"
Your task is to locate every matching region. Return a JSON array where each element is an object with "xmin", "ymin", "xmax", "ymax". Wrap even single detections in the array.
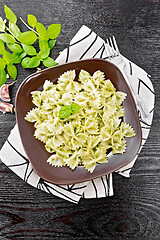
[{"xmin": 15, "ymin": 59, "xmax": 142, "ymax": 185}]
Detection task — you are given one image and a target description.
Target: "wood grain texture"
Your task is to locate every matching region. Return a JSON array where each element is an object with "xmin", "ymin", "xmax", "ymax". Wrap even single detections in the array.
[{"xmin": 0, "ymin": 0, "xmax": 160, "ymax": 239}]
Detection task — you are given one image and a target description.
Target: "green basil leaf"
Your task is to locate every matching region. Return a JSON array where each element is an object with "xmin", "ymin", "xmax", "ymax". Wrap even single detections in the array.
[
  {"xmin": 4, "ymin": 5, "xmax": 17, "ymax": 24},
  {"xmin": 47, "ymin": 24, "xmax": 61, "ymax": 39},
  {"xmin": 17, "ymin": 31, "xmax": 37, "ymax": 45},
  {"xmin": 70, "ymin": 103, "xmax": 81, "ymax": 114},
  {"xmin": 7, "ymin": 43, "xmax": 23, "ymax": 53},
  {"xmin": 0, "ymin": 69, "xmax": 7, "ymax": 86},
  {"xmin": 11, "ymin": 51, "xmax": 26, "ymax": 64},
  {"xmin": 19, "ymin": 51, "xmax": 27, "ymax": 59},
  {"xmin": 7, "ymin": 64, "xmax": 17, "ymax": 80},
  {"xmin": 0, "ymin": 40, "xmax": 5, "ymax": 54},
  {"xmin": 43, "ymin": 57, "xmax": 57, "ymax": 68},
  {"xmin": 3, "ymin": 51, "xmax": 13, "ymax": 64},
  {"xmin": 0, "ymin": 58, "xmax": 6, "ymax": 70},
  {"xmin": 28, "ymin": 14, "xmax": 37, "ymax": 28},
  {"xmin": 11, "ymin": 53, "xmax": 21, "ymax": 64},
  {"xmin": 48, "ymin": 39, "xmax": 56, "ymax": 49},
  {"xmin": 22, "ymin": 43, "xmax": 37, "ymax": 55},
  {"xmin": 0, "ymin": 17, "xmax": 5, "ymax": 32},
  {"xmin": 39, "ymin": 39, "xmax": 49, "ymax": 51},
  {"xmin": 36, "ymin": 22, "xmax": 48, "ymax": 40},
  {"xmin": 0, "ymin": 33, "xmax": 15, "ymax": 43},
  {"xmin": 38, "ymin": 39, "xmax": 50, "ymax": 59},
  {"xmin": 28, "ymin": 56, "xmax": 40, "ymax": 68},
  {"xmin": 38, "ymin": 49, "xmax": 50, "ymax": 60},
  {"xmin": 21, "ymin": 57, "xmax": 31, "ymax": 68},
  {"xmin": 9, "ymin": 22, "xmax": 20, "ymax": 36},
  {"xmin": 58, "ymin": 105, "xmax": 72, "ymax": 119}
]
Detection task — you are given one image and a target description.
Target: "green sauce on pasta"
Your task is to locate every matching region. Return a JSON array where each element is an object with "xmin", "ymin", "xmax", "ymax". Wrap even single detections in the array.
[{"xmin": 25, "ymin": 69, "xmax": 136, "ymax": 172}]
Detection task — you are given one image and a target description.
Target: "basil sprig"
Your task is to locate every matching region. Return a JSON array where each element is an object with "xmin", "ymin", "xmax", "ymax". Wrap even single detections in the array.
[
  {"xmin": 0, "ymin": 5, "xmax": 61, "ymax": 86},
  {"xmin": 59, "ymin": 103, "xmax": 81, "ymax": 119}
]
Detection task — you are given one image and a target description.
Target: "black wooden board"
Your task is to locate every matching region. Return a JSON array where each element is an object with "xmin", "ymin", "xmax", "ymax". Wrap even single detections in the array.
[{"xmin": 0, "ymin": 0, "xmax": 160, "ymax": 239}]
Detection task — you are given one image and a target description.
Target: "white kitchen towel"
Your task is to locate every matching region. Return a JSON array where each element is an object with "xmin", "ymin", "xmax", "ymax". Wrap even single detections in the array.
[{"xmin": 0, "ymin": 25, "xmax": 155, "ymax": 203}]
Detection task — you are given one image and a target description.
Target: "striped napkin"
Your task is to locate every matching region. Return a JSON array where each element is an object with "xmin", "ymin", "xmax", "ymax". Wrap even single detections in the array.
[{"xmin": 0, "ymin": 25, "xmax": 155, "ymax": 203}]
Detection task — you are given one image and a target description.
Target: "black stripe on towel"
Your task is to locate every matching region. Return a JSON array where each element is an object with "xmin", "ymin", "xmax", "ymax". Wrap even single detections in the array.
[
  {"xmin": 79, "ymin": 35, "xmax": 98, "ymax": 60},
  {"xmin": 7, "ymin": 162, "xmax": 28, "ymax": 168},
  {"xmin": 147, "ymin": 74, "xmax": 151, "ymax": 78},
  {"xmin": 103, "ymin": 56, "xmax": 110, "ymax": 60},
  {"xmin": 43, "ymin": 181, "xmax": 78, "ymax": 203},
  {"xmin": 67, "ymin": 184, "xmax": 75, "ymax": 191},
  {"xmin": 25, "ymin": 169, "xmax": 34, "ymax": 182},
  {"xmin": 149, "ymin": 107, "xmax": 154, "ymax": 113},
  {"xmin": 37, "ymin": 182, "xmax": 46, "ymax": 192},
  {"xmin": 100, "ymin": 44, "xmax": 105, "ymax": 58},
  {"xmin": 105, "ymin": 176, "xmax": 109, "ymax": 196},
  {"xmin": 7, "ymin": 139, "xmax": 29, "ymax": 163},
  {"xmin": 108, "ymin": 175, "xmax": 110, "ymax": 196},
  {"xmin": 65, "ymin": 47, "xmax": 69, "ymax": 63},
  {"xmin": 70, "ymin": 185, "xmax": 87, "ymax": 191},
  {"xmin": 24, "ymin": 163, "xmax": 29, "ymax": 182},
  {"xmin": 137, "ymin": 110, "xmax": 141, "ymax": 118},
  {"xmin": 139, "ymin": 118, "xmax": 152, "ymax": 127},
  {"xmin": 138, "ymin": 80, "xmax": 141, "ymax": 95},
  {"xmin": 37, "ymin": 178, "xmax": 43, "ymax": 188},
  {"xmin": 37, "ymin": 178, "xmax": 82, "ymax": 201},
  {"xmin": 141, "ymin": 126, "xmax": 150, "ymax": 130},
  {"xmin": 91, "ymin": 180, "xmax": 98, "ymax": 198},
  {"xmin": 92, "ymin": 43, "xmax": 104, "ymax": 58},
  {"xmin": 6, "ymin": 139, "xmax": 31, "ymax": 181},
  {"xmin": 129, "ymin": 62, "xmax": 132, "ymax": 75},
  {"xmin": 54, "ymin": 184, "xmax": 82, "ymax": 197},
  {"xmin": 138, "ymin": 78, "xmax": 155, "ymax": 95},
  {"xmin": 101, "ymin": 177, "xmax": 107, "ymax": 196},
  {"xmin": 142, "ymin": 137, "xmax": 147, "ymax": 140},
  {"xmin": 70, "ymin": 29, "xmax": 92, "ymax": 47}
]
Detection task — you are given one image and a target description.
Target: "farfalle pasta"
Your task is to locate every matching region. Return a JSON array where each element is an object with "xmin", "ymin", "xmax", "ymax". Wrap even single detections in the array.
[{"xmin": 25, "ymin": 69, "xmax": 136, "ymax": 172}]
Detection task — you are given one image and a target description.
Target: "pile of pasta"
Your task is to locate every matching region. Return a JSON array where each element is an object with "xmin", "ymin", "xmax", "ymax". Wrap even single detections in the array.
[{"xmin": 25, "ymin": 69, "xmax": 135, "ymax": 172}]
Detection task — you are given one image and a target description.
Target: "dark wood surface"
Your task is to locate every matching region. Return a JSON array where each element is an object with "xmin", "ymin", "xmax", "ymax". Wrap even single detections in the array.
[{"xmin": 0, "ymin": 0, "xmax": 159, "ymax": 239}]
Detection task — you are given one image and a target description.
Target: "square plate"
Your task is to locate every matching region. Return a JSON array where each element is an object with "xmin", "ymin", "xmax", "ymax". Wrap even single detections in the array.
[{"xmin": 15, "ymin": 59, "xmax": 142, "ymax": 185}]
